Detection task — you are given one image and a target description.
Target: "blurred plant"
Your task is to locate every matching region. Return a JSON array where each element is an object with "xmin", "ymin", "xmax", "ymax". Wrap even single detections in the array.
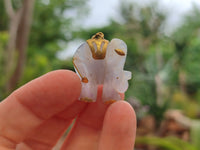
[
  {"xmin": 0, "ymin": 31, "xmax": 9, "ymax": 99},
  {"xmin": 3, "ymin": 0, "xmax": 35, "ymax": 92},
  {"xmin": 0, "ymin": 0, "xmax": 88, "ymax": 99},
  {"xmin": 136, "ymin": 136, "xmax": 198, "ymax": 150},
  {"xmin": 128, "ymin": 97, "xmax": 149, "ymax": 119},
  {"xmin": 20, "ymin": 0, "xmax": 88, "ymax": 86},
  {"xmin": 191, "ymin": 123, "xmax": 200, "ymax": 149},
  {"xmin": 135, "ymin": 109, "xmax": 200, "ymax": 150},
  {"xmin": 171, "ymin": 91, "xmax": 200, "ymax": 118},
  {"xmin": 172, "ymin": 6, "xmax": 200, "ymax": 97}
]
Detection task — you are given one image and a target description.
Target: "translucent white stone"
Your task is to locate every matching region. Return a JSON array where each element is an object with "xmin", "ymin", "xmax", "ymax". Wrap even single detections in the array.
[{"xmin": 73, "ymin": 33, "xmax": 132, "ymax": 103}]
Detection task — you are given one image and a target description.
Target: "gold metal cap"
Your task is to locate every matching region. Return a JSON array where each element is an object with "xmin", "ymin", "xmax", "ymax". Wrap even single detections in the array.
[{"xmin": 87, "ymin": 32, "xmax": 109, "ymax": 59}]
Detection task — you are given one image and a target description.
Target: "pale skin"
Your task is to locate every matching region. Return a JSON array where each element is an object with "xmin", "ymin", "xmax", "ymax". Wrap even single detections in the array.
[{"xmin": 0, "ymin": 70, "xmax": 136, "ymax": 150}]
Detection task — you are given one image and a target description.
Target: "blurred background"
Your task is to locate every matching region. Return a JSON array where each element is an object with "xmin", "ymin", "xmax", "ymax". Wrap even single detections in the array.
[{"xmin": 1, "ymin": 0, "xmax": 200, "ymax": 149}]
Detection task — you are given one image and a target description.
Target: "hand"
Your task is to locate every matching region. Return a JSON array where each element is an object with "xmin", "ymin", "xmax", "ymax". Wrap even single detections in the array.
[{"xmin": 0, "ymin": 70, "xmax": 136, "ymax": 150}]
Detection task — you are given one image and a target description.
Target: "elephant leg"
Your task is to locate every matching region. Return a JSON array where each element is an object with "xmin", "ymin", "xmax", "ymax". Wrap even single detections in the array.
[
  {"xmin": 80, "ymin": 82, "xmax": 98, "ymax": 102},
  {"xmin": 102, "ymin": 81, "xmax": 121, "ymax": 104}
]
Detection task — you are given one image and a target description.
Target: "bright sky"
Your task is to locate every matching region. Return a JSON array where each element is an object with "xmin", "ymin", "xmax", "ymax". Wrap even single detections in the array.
[
  {"xmin": 57, "ymin": 0, "xmax": 200, "ymax": 60},
  {"xmin": 82, "ymin": 0, "xmax": 200, "ymax": 30},
  {"xmin": 82, "ymin": 0, "xmax": 120, "ymax": 28}
]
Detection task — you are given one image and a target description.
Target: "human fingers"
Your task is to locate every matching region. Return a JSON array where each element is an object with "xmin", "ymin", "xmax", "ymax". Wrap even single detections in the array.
[
  {"xmin": 60, "ymin": 86, "xmax": 107, "ymax": 150},
  {"xmin": 16, "ymin": 100, "xmax": 86, "ymax": 150},
  {"xmin": 61, "ymin": 86, "xmax": 124, "ymax": 150},
  {"xmin": 99, "ymin": 101, "xmax": 136, "ymax": 150},
  {"xmin": 0, "ymin": 70, "xmax": 85, "ymax": 149}
]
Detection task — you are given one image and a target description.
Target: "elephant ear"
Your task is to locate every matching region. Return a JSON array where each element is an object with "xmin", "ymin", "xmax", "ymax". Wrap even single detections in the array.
[
  {"xmin": 104, "ymin": 38, "xmax": 131, "ymax": 93},
  {"xmin": 73, "ymin": 42, "xmax": 92, "ymax": 82},
  {"xmin": 105, "ymin": 38, "xmax": 127, "ymax": 72},
  {"xmin": 73, "ymin": 42, "xmax": 99, "ymax": 102}
]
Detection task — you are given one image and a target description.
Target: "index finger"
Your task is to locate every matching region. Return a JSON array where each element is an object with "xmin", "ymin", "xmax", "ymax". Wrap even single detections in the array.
[{"xmin": 0, "ymin": 70, "xmax": 83, "ymax": 145}]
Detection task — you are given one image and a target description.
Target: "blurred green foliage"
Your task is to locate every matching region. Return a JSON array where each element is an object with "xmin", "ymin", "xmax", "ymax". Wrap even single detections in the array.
[
  {"xmin": 21, "ymin": 0, "xmax": 88, "ymax": 86},
  {"xmin": 136, "ymin": 120, "xmax": 200, "ymax": 150},
  {"xmin": 136, "ymin": 136, "xmax": 198, "ymax": 150},
  {"xmin": 0, "ymin": 0, "xmax": 87, "ymax": 99},
  {"xmin": 0, "ymin": 32, "xmax": 9, "ymax": 98}
]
